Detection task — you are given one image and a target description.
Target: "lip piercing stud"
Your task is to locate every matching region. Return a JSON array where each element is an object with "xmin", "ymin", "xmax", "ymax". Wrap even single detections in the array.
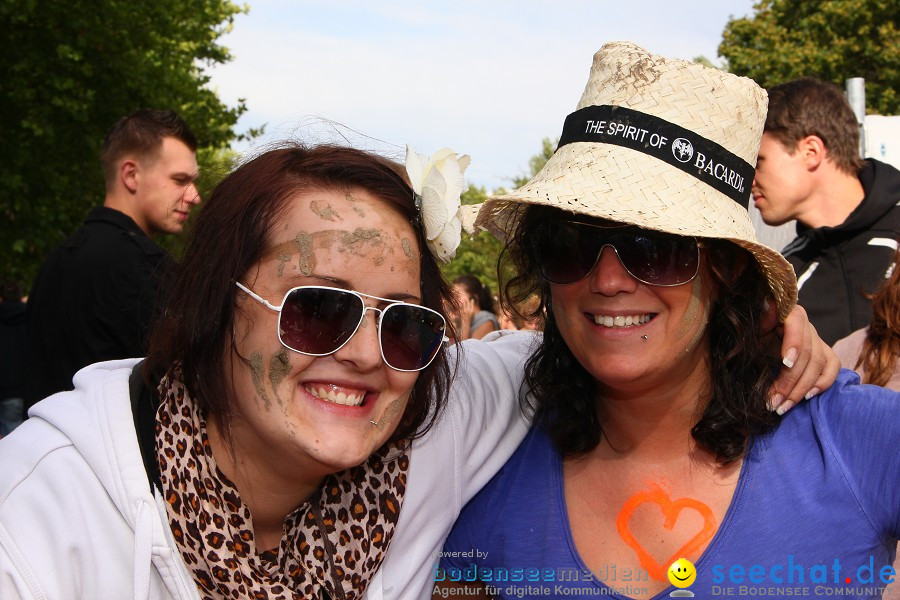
[
  {"xmin": 642, "ymin": 335, "xmax": 648, "ymax": 340},
  {"xmin": 370, "ymin": 420, "xmax": 379, "ymax": 426}
]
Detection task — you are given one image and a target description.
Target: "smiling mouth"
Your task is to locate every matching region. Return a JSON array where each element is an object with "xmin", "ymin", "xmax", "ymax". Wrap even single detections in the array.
[
  {"xmin": 304, "ymin": 384, "xmax": 367, "ymax": 407},
  {"xmin": 592, "ymin": 313, "xmax": 654, "ymax": 327},
  {"xmin": 672, "ymin": 574, "xmax": 691, "ymax": 581}
]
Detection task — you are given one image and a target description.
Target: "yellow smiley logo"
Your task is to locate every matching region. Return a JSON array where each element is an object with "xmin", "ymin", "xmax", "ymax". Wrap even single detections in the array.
[{"xmin": 667, "ymin": 558, "xmax": 697, "ymax": 588}]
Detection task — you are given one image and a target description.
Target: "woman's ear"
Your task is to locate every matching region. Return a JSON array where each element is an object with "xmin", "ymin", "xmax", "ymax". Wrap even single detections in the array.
[{"xmin": 760, "ymin": 296, "xmax": 778, "ymax": 333}]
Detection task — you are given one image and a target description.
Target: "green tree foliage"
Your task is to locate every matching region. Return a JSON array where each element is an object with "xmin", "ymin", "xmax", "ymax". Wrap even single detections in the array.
[
  {"xmin": 1, "ymin": 0, "xmax": 249, "ymax": 287},
  {"xmin": 719, "ymin": 0, "xmax": 899, "ymax": 114},
  {"xmin": 692, "ymin": 55, "xmax": 718, "ymax": 69}
]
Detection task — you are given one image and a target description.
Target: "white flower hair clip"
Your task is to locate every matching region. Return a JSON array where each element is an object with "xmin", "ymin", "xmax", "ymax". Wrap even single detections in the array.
[{"xmin": 405, "ymin": 145, "xmax": 471, "ymax": 264}]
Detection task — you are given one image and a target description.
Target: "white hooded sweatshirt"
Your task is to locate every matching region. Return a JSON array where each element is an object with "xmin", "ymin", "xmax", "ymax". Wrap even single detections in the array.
[{"xmin": 0, "ymin": 331, "xmax": 533, "ymax": 600}]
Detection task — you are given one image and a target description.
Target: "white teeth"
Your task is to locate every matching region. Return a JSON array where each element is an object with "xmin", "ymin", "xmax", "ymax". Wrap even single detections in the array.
[
  {"xmin": 305, "ymin": 385, "xmax": 365, "ymax": 406},
  {"xmin": 593, "ymin": 314, "xmax": 652, "ymax": 327}
]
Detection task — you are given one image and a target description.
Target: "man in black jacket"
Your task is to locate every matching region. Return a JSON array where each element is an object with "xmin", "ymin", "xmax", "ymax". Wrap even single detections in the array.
[
  {"xmin": 752, "ymin": 78, "xmax": 900, "ymax": 345},
  {"xmin": 25, "ymin": 110, "xmax": 200, "ymax": 407}
]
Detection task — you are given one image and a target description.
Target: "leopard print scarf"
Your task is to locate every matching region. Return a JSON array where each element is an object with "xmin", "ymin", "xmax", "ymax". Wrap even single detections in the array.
[{"xmin": 155, "ymin": 373, "xmax": 409, "ymax": 600}]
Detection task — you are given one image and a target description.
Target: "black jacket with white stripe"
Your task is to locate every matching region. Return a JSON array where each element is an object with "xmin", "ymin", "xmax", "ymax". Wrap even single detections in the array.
[{"xmin": 782, "ymin": 159, "xmax": 900, "ymax": 345}]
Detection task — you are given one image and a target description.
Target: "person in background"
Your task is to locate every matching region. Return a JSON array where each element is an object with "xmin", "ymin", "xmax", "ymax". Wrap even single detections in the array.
[
  {"xmin": 834, "ymin": 247, "xmax": 900, "ymax": 390},
  {"xmin": 752, "ymin": 77, "xmax": 900, "ymax": 345},
  {"xmin": 0, "ymin": 279, "xmax": 27, "ymax": 437},
  {"xmin": 497, "ymin": 295, "xmax": 544, "ymax": 331},
  {"xmin": 497, "ymin": 298, "xmax": 521, "ymax": 331},
  {"xmin": 24, "ymin": 109, "xmax": 201, "ymax": 407},
  {"xmin": 449, "ymin": 274, "xmax": 500, "ymax": 340},
  {"xmin": 833, "ymin": 244, "xmax": 900, "ymax": 600},
  {"xmin": 438, "ymin": 42, "xmax": 895, "ymax": 599}
]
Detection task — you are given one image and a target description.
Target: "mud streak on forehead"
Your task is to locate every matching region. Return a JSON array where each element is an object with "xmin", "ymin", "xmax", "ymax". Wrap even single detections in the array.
[
  {"xmin": 277, "ymin": 253, "xmax": 291, "ymax": 278},
  {"xmin": 401, "ymin": 238, "xmax": 417, "ymax": 259},
  {"xmin": 263, "ymin": 228, "xmax": 405, "ymax": 276},
  {"xmin": 337, "ymin": 228, "xmax": 387, "ymax": 263},
  {"xmin": 309, "ymin": 199, "xmax": 340, "ymax": 222}
]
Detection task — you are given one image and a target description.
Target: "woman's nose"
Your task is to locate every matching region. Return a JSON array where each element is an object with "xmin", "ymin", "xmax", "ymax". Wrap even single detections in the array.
[
  {"xmin": 331, "ymin": 308, "xmax": 384, "ymax": 371},
  {"xmin": 588, "ymin": 246, "xmax": 639, "ymax": 295}
]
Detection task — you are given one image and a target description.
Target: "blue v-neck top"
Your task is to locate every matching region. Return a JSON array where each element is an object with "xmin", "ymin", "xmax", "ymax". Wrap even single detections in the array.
[{"xmin": 440, "ymin": 371, "xmax": 899, "ymax": 599}]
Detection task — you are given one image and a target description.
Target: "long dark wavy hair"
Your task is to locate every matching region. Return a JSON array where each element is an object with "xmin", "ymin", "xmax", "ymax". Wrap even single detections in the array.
[
  {"xmin": 856, "ymin": 248, "xmax": 900, "ymax": 387},
  {"xmin": 146, "ymin": 144, "xmax": 455, "ymax": 446},
  {"xmin": 501, "ymin": 204, "xmax": 782, "ymax": 463}
]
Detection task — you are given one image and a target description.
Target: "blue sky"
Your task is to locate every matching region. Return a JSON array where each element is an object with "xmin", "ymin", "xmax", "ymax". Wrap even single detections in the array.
[{"xmin": 207, "ymin": 1, "xmax": 757, "ymax": 191}]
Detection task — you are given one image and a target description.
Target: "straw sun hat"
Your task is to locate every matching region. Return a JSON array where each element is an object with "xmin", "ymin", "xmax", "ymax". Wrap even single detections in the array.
[{"xmin": 473, "ymin": 41, "xmax": 798, "ymax": 320}]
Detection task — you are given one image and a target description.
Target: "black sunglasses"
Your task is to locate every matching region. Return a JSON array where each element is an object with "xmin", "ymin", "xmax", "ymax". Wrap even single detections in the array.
[
  {"xmin": 539, "ymin": 220, "xmax": 701, "ymax": 286},
  {"xmin": 235, "ymin": 283, "xmax": 448, "ymax": 372}
]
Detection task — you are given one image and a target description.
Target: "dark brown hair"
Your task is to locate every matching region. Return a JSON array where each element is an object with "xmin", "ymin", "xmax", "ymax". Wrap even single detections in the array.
[
  {"xmin": 146, "ymin": 144, "xmax": 454, "ymax": 445},
  {"xmin": 765, "ymin": 78, "xmax": 863, "ymax": 175},
  {"xmin": 99, "ymin": 109, "xmax": 198, "ymax": 186},
  {"xmin": 502, "ymin": 204, "xmax": 782, "ymax": 463},
  {"xmin": 857, "ymin": 249, "xmax": 900, "ymax": 386},
  {"xmin": 453, "ymin": 274, "xmax": 495, "ymax": 312}
]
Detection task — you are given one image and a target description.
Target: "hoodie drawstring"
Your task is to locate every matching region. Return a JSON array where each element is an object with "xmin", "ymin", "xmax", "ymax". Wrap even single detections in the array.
[{"xmin": 133, "ymin": 498, "xmax": 153, "ymax": 600}]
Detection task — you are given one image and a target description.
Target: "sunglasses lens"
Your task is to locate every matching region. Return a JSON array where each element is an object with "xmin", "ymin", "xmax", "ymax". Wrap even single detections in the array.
[
  {"xmin": 618, "ymin": 233, "xmax": 699, "ymax": 286},
  {"xmin": 279, "ymin": 287, "xmax": 364, "ymax": 354},
  {"xmin": 540, "ymin": 223, "xmax": 600, "ymax": 284},
  {"xmin": 541, "ymin": 222, "xmax": 698, "ymax": 286},
  {"xmin": 380, "ymin": 305, "xmax": 446, "ymax": 371}
]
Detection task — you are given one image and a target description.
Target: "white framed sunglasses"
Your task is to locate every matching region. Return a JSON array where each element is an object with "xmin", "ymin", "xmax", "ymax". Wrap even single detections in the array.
[{"xmin": 235, "ymin": 282, "xmax": 449, "ymax": 372}]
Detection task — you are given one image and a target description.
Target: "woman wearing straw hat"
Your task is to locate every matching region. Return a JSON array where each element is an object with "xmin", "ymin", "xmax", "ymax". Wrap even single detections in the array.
[{"xmin": 438, "ymin": 42, "xmax": 899, "ymax": 599}]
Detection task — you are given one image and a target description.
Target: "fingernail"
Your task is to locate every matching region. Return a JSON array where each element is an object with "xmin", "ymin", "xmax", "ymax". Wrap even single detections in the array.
[
  {"xmin": 768, "ymin": 393, "xmax": 784, "ymax": 412},
  {"xmin": 776, "ymin": 400, "xmax": 795, "ymax": 416},
  {"xmin": 782, "ymin": 347, "xmax": 797, "ymax": 369},
  {"xmin": 804, "ymin": 387, "xmax": 820, "ymax": 401},
  {"xmin": 763, "ymin": 297, "xmax": 771, "ymax": 313}
]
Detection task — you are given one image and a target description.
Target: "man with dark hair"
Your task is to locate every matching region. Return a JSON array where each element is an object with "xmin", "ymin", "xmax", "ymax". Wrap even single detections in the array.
[
  {"xmin": 25, "ymin": 109, "xmax": 200, "ymax": 406},
  {"xmin": 752, "ymin": 77, "xmax": 900, "ymax": 344}
]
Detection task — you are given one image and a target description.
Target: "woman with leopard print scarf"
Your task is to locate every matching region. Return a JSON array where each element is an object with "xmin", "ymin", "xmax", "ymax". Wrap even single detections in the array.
[{"xmin": 0, "ymin": 144, "xmax": 536, "ymax": 600}]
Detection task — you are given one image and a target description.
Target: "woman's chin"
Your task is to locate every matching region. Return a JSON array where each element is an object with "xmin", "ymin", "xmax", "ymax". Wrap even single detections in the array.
[{"xmin": 311, "ymin": 437, "xmax": 388, "ymax": 472}]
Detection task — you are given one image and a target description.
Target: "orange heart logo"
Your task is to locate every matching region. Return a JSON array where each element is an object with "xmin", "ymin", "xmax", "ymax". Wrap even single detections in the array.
[{"xmin": 615, "ymin": 486, "xmax": 716, "ymax": 581}]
